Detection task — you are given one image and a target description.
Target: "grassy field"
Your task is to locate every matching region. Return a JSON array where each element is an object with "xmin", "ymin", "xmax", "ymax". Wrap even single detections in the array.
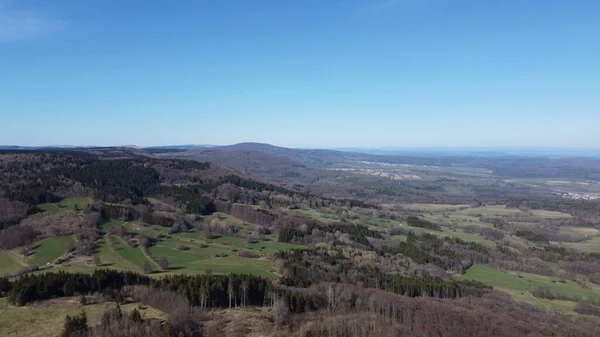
[
  {"xmin": 29, "ymin": 236, "xmax": 75, "ymax": 266},
  {"xmin": 463, "ymin": 264, "xmax": 600, "ymax": 303},
  {"xmin": 149, "ymin": 238, "xmax": 276, "ymax": 278},
  {"xmin": 401, "ymin": 203, "xmax": 470, "ymax": 211},
  {"xmin": 108, "ymin": 236, "xmax": 159, "ymax": 272},
  {"xmin": 27, "ymin": 221, "xmax": 302, "ymax": 278},
  {"xmin": 283, "ymin": 208, "xmax": 341, "ymax": 222},
  {"xmin": 100, "ymin": 219, "xmax": 124, "ymax": 233},
  {"xmin": 96, "ymin": 237, "xmax": 143, "ymax": 271},
  {"xmin": 559, "ymin": 226, "xmax": 600, "ymax": 236},
  {"xmin": 204, "ymin": 212, "xmax": 256, "ymax": 228},
  {"xmin": 561, "ymin": 236, "xmax": 600, "ymax": 253},
  {"xmin": 0, "ymin": 297, "xmax": 165, "ymax": 337},
  {"xmin": 33, "ymin": 237, "xmax": 146, "ymax": 275},
  {"xmin": 124, "ymin": 221, "xmax": 165, "ymax": 237},
  {"xmin": 0, "ymin": 250, "xmax": 26, "ymax": 276},
  {"xmin": 38, "ymin": 197, "xmax": 92, "ymax": 212}
]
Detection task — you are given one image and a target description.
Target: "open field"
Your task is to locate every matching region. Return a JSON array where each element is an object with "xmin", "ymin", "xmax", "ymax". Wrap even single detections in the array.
[
  {"xmin": 401, "ymin": 203, "xmax": 471, "ymax": 211},
  {"xmin": 149, "ymin": 239, "xmax": 276, "ymax": 278},
  {"xmin": 96, "ymin": 237, "xmax": 145, "ymax": 271},
  {"xmin": 124, "ymin": 221, "xmax": 165, "ymax": 237},
  {"xmin": 559, "ymin": 226, "xmax": 600, "ymax": 236},
  {"xmin": 28, "ymin": 221, "xmax": 303, "ymax": 278},
  {"xmin": 561, "ymin": 236, "xmax": 600, "ymax": 253},
  {"xmin": 100, "ymin": 219, "xmax": 124, "ymax": 233},
  {"xmin": 108, "ymin": 236, "xmax": 159, "ymax": 272},
  {"xmin": 35, "ymin": 237, "xmax": 141, "ymax": 275},
  {"xmin": 282, "ymin": 207, "xmax": 341, "ymax": 222},
  {"xmin": 29, "ymin": 236, "xmax": 75, "ymax": 266},
  {"xmin": 463, "ymin": 264, "xmax": 600, "ymax": 306},
  {"xmin": 0, "ymin": 297, "xmax": 165, "ymax": 337},
  {"xmin": 38, "ymin": 197, "xmax": 92, "ymax": 212},
  {"xmin": 0, "ymin": 250, "xmax": 26, "ymax": 276},
  {"xmin": 204, "ymin": 212, "xmax": 255, "ymax": 228}
]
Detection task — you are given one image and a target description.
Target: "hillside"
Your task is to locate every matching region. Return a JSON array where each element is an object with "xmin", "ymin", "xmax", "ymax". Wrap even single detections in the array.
[
  {"xmin": 2, "ymin": 147, "xmax": 600, "ymax": 336},
  {"xmin": 157, "ymin": 147, "xmax": 343, "ymax": 186}
]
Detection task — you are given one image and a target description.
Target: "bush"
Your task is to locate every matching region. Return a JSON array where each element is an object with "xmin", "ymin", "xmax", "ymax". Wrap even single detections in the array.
[
  {"xmin": 575, "ymin": 300, "xmax": 600, "ymax": 317},
  {"xmin": 237, "ymin": 249, "xmax": 259, "ymax": 258},
  {"xmin": 531, "ymin": 286, "xmax": 554, "ymax": 300}
]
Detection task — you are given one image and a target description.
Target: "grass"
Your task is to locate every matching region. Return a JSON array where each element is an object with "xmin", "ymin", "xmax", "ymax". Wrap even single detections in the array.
[
  {"xmin": 561, "ymin": 236, "xmax": 600, "ymax": 253},
  {"xmin": 34, "ymin": 237, "xmax": 146, "ymax": 275},
  {"xmin": 29, "ymin": 236, "xmax": 75, "ymax": 266},
  {"xmin": 100, "ymin": 219, "xmax": 124, "ymax": 233},
  {"xmin": 462, "ymin": 264, "xmax": 600, "ymax": 301},
  {"xmin": 124, "ymin": 222, "xmax": 166, "ymax": 237},
  {"xmin": 18, "ymin": 220, "xmax": 303, "ymax": 278},
  {"xmin": 108, "ymin": 236, "xmax": 159, "ymax": 272},
  {"xmin": 529, "ymin": 209, "xmax": 572, "ymax": 219},
  {"xmin": 283, "ymin": 208, "xmax": 341, "ymax": 222},
  {"xmin": 38, "ymin": 197, "xmax": 92, "ymax": 212},
  {"xmin": 401, "ymin": 203, "xmax": 470, "ymax": 211},
  {"xmin": 0, "ymin": 297, "xmax": 165, "ymax": 337},
  {"xmin": 149, "ymin": 238, "xmax": 276, "ymax": 278},
  {"xmin": 95, "ymin": 237, "xmax": 142, "ymax": 271},
  {"xmin": 200, "ymin": 212, "xmax": 263, "ymax": 230},
  {"xmin": 390, "ymin": 224, "xmax": 496, "ymax": 246},
  {"xmin": 559, "ymin": 226, "xmax": 600, "ymax": 236},
  {"xmin": 0, "ymin": 250, "xmax": 26, "ymax": 276}
]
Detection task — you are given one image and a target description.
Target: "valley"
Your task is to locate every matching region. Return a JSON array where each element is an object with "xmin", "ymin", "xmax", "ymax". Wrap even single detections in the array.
[{"xmin": 1, "ymin": 146, "xmax": 600, "ymax": 336}]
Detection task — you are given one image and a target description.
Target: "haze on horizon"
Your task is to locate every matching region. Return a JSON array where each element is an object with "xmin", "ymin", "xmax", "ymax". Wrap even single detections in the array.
[{"xmin": 1, "ymin": 0, "xmax": 599, "ymax": 148}]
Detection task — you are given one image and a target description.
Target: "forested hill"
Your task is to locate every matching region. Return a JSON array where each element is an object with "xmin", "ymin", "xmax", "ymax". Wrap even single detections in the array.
[
  {"xmin": 156, "ymin": 142, "xmax": 600, "ymax": 180},
  {"xmin": 0, "ymin": 149, "xmax": 367, "ymax": 231}
]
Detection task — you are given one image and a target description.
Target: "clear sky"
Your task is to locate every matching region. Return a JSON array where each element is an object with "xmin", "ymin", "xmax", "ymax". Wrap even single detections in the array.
[{"xmin": 1, "ymin": 0, "xmax": 599, "ymax": 148}]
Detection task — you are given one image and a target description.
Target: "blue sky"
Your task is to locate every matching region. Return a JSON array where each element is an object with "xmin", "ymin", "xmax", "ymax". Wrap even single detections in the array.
[{"xmin": 1, "ymin": 0, "xmax": 599, "ymax": 148}]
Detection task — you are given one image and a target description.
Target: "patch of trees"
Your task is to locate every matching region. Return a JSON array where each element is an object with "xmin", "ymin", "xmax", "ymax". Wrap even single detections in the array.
[
  {"xmin": 288, "ymin": 287, "xmax": 600, "ymax": 337},
  {"xmin": 214, "ymin": 201, "xmax": 276, "ymax": 226},
  {"xmin": 0, "ymin": 198, "xmax": 33, "ymax": 230},
  {"xmin": 59, "ymin": 303, "xmax": 181, "ymax": 337},
  {"xmin": 5, "ymin": 270, "xmax": 273, "ymax": 310},
  {"xmin": 275, "ymin": 247, "xmax": 490, "ymax": 299},
  {"xmin": 62, "ymin": 160, "xmax": 160, "ymax": 202},
  {"xmin": 515, "ymin": 229, "xmax": 549, "ymax": 244},
  {"xmin": 507, "ymin": 197, "xmax": 600, "ymax": 215},
  {"xmin": 380, "ymin": 239, "xmax": 441, "ymax": 266},
  {"xmin": 165, "ymin": 159, "xmax": 210, "ymax": 171},
  {"xmin": 575, "ymin": 300, "xmax": 600, "ymax": 317},
  {"xmin": 278, "ymin": 221, "xmax": 380, "ymax": 246},
  {"xmin": 60, "ymin": 310, "xmax": 88, "ymax": 337},
  {"xmin": 7, "ymin": 270, "xmax": 151, "ymax": 306},
  {"xmin": 406, "ymin": 216, "xmax": 441, "ymax": 231},
  {"xmin": 5, "ymin": 183, "xmax": 62, "ymax": 205},
  {"xmin": 148, "ymin": 185, "xmax": 215, "ymax": 215},
  {"xmin": 153, "ymin": 274, "xmax": 272, "ymax": 309},
  {"xmin": 378, "ymin": 232, "xmax": 490, "ymax": 273},
  {"xmin": 0, "ymin": 276, "xmax": 9, "ymax": 295},
  {"xmin": 0, "ymin": 224, "xmax": 38, "ymax": 249},
  {"xmin": 127, "ymin": 286, "xmax": 203, "ymax": 337}
]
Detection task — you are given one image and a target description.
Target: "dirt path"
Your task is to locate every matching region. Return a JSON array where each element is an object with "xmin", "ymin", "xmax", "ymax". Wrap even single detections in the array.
[{"xmin": 141, "ymin": 246, "xmax": 162, "ymax": 271}]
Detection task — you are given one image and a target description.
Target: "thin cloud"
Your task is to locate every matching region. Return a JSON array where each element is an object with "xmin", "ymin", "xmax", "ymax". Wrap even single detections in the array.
[{"xmin": 0, "ymin": 1, "xmax": 65, "ymax": 42}]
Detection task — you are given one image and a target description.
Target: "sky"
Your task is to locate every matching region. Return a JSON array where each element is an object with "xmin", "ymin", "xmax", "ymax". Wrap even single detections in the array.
[{"xmin": 1, "ymin": 0, "xmax": 599, "ymax": 148}]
